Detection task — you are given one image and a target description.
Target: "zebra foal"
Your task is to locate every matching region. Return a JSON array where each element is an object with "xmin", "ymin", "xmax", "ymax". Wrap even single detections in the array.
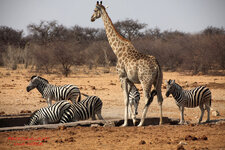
[
  {"xmin": 29, "ymin": 100, "xmax": 71, "ymax": 125},
  {"xmin": 60, "ymin": 95, "xmax": 103, "ymax": 123},
  {"xmin": 165, "ymin": 79, "xmax": 211, "ymax": 124},
  {"xmin": 26, "ymin": 76, "xmax": 81, "ymax": 106},
  {"xmin": 128, "ymin": 85, "xmax": 140, "ymax": 125}
]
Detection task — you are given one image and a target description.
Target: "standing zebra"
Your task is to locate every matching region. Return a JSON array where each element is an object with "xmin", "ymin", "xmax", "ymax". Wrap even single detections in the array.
[
  {"xmin": 26, "ymin": 76, "xmax": 81, "ymax": 106},
  {"xmin": 128, "ymin": 85, "xmax": 140, "ymax": 125},
  {"xmin": 29, "ymin": 100, "xmax": 71, "ymax": 125},
  {"xmin": 60, "ymin": 96, "xmax": 103, "ymax": 123},
  {"xmin": 165, "ymin": 79, "xmax": 211, "ymax": 124}
]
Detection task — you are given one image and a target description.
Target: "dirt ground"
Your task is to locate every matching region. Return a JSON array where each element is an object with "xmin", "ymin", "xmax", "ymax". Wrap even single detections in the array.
[{"xmin": 0, "ymin": 66, "xmax": 225, "ymax": 150}]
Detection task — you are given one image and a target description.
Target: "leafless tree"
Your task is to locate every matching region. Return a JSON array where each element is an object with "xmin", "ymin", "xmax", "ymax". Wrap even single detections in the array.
[{"xmin": 114, "ymin": 19, "xmax": 147, "ymax": 40}]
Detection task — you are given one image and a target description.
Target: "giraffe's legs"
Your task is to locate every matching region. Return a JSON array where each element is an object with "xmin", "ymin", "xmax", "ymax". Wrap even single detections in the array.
[
  {"xmin": 121, "ymin": 78, "xmax": 132, "ymax": 127},
  {"xmin": 156, "ymin": 89, "xmax": 163, "ymax": 125},
  {"xmin": 154, "ymin": 73, "xmax": 163, "ymax": 125},
  {"xmin": 138, "ymin": 84, "xmax": 151, "ymax": 127}
]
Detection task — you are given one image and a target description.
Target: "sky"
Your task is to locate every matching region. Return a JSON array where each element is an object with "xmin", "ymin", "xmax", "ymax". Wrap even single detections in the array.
[{"xmin": 0, "ymin": 0, "xmax": 225, "ymax": 36}]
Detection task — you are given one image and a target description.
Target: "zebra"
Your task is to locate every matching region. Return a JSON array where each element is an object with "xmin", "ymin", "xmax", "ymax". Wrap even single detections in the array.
[
  {"xmin": 128, "ymin": 85, "xmax": 140, "ymax": 125},
  {"xmin": 165, "ymin": 79, "xmax": 211, "ymax": 124},
  {"xmin": 60, "ymin": 95, "xmax": 104, "ymax": 123},
  {"xmin": 26, "ymin": 75, "xmax": 81, "ymax": 106},
  {"xmin": 29, "ymin": 100, "xmax": 71, "ymax": 125}
]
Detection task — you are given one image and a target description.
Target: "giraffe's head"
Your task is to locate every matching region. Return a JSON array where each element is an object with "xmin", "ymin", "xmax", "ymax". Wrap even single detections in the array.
[{"xmin": 91, "ymin": 1, "xmax": 105, "ymax": 22}]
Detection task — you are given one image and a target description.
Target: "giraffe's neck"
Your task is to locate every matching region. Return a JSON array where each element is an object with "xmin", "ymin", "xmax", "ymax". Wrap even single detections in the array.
[{"xmin": 101, "ymin": 9, "xmax": 133, "ymax": 56}]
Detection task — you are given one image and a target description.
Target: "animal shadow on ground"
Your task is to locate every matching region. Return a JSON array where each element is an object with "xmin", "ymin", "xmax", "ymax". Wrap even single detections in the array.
[
  {"xmin": 115, "ymin": 118, "xmax": 225, "ymax": 126},
  {"xmin": 115, "ymin": 117, "xmax": 179, "ymax": 126}
]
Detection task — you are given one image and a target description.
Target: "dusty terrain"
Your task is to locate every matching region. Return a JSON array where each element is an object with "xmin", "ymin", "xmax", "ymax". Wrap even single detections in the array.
[{"xmin": 0, "ymin": 66, "xmax": 225, "ymax": 150}]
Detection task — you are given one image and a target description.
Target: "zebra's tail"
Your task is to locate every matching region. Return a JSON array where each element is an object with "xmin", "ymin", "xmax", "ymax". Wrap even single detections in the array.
[
  {"xmin": 81, "ymin": 93, "xmax": 89, "ymax": 97},
  {"xmin": 154, "ymin": 62, "xmax": 163, "ymax": 91}
]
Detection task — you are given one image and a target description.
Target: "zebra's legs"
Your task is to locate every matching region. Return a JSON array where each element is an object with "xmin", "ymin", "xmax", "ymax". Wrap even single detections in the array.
[
  {"xmin": 179, "ymin": 106, "xmax": 185, "ymax": 124},
  {"xmin": 71, "ymin": 98, "xmax": 75, "ymax": 104},
  {"xmin": 47, "ymin": 98, "xmax": 52, "ymax": 106},
  {"xmin": 205, "ymin": 104, "xmax": 210, "ymax": 122},
  {"xmin": 96, "ymin": 110, "xmax": 104, "ymax": 120},
  {"xmin": 198, "ymin": 105, "xmax": 205, "ymax": 124},
  {"xmin": 128, "ymin": 104, "xmax": 132, "ymax": 118},
  {"xmin": 42, "ymin": 118, "xmax": 48, "ymax": 125},
  {"xmin": 128, "ymin": 103, "xmax": 137, "ymax": 125},
  {"xmin": 92, "ymin": 114, "xmax": 97, "ymax": 120}
]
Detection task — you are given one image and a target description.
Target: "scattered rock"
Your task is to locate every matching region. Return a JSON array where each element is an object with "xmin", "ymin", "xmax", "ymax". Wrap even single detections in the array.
[
  {"xmin": 177, "ymin": 144, "xmax": 185, "ymax": 150},
  {"xmin": 212, "ymin": 110, "xmax": 220, "ymax": 116},
  {"xmin": 69, "ymin": 131, "xmax": 76, "ymax": 135},
  {"xmin": 20, "ymin": 110, "xmax": 32, "ymax": 114},
  {"xmin": 55, "ymin": 139, "xmax": 63, "ymax": 143},
  {"xmin": 185, "ymin": 135, "xmax": 198, "ymax": 141},
  {"xmin": 90, "ymin": 85, "xmax": 96, "ymax": 90},
  {"xmin": 0, "ymin": 111, "xmax": 5, "ymax": 115},
  {"xmin": 200, "ymin": 135, "xmax": 208, "ymax": 140},
  {"xmin": 39, "ymin": 100, "xmax": 46, "ymax": 103},
  {"xmin": 109, "ymin": 82, "xmax": 116, "ymax": 85},
  {"xmin": 139, "ymin": 140, "xmax": 146, "ymax": 145},
  {"xmin": 103, "ymin": 121, "xmax": 115, "ymax": 127},
  {"xmin": 178, "ymin": 141, "xmax": 187, "ymax": 145},
  {"xmin": 65, "ymin": 137, "xmax": 75, "ymax": 142},
  {"xmin": 58, "ymin": 126, "xmax": 66, "ymax": 130}
]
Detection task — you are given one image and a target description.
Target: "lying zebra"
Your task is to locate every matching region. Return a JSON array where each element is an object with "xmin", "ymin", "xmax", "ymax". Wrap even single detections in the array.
[
  {"xmin": 165, "ymin": 79, "xmax": 211, "ymax": 124},
  {"xmin": 26, "ymin": 76, "xmax": 81, "ymax": 106},
  {"xmin": 80, "ymin": 86, "xmax": 140, "ymax": 125},
  {"xmin": 60, "ymin": 95, "xmax": 104, "ymax": 123},
  {"xmin": 29, "ymin": 100, "xmax": 71, "ymax": 125}
]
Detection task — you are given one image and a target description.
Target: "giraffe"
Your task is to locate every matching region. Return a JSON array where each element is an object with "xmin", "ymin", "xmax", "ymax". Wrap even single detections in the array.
[{"xmin": 91, "ymin": 1, "xmax": 163, "ymax": 126}]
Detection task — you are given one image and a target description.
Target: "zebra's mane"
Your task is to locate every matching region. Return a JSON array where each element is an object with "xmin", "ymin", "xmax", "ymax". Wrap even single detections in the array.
[
  {"xmin": 168, "ymin": 79, "xmax": 183, "ymax": 90},
  {"xmin": 174, "ymin": 83, "xmax": 183, "ymax": 90},
  {"xmin": 31, "ymin": 75, "xmax": 49, "ymax": 83}
]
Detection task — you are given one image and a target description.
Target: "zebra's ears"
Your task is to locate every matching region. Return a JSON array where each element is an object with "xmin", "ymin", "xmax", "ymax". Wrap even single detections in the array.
[
  {"xmin": 165, "ymin": 80, "xmax": 168, "ymax": 84},
  {"xmin": 171, "ymin": 80, "xmax": 175, "ymax": 84},
  {"xmin": 166, "ymin": 79, "xmax": 175, "ymax": 85}
]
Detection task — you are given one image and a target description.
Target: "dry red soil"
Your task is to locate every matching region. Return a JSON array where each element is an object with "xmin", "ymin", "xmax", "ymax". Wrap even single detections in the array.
[{"xmin": 0, "ymin": 66, "xmax": 225, "ymax": 150}]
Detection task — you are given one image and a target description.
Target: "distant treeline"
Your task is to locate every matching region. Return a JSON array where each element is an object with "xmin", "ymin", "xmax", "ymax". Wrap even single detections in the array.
[{"xmin": 0, "ymin": 19, "xmax": 224, "ymax": 76}]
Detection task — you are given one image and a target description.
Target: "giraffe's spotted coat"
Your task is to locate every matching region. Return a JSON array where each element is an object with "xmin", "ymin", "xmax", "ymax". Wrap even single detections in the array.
[{"xmin": 91, "ymin": 2, "xmax": 163, "ymax": 126}]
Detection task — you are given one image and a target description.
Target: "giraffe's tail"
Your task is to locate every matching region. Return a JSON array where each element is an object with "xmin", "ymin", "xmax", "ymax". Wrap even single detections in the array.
[{"xmin": 154, "ymin": 62, "xmax": 163, "ymax": 103}]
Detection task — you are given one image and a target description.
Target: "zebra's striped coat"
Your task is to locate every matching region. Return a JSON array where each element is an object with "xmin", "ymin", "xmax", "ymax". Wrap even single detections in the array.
[
  {"xmin": 29, "ymin": 100, "xmax": 71, "ymax": 125},
  {"xmin": 165, "ymin": 79, "xmax": 211, "ymax": 124},
  {"xmin": 60, "ymin": 96, "xmax": 103, "ymax": 123},
  {"xmin": 27, "ymin": 76, "xmax": 81, "ymax": 106}
]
